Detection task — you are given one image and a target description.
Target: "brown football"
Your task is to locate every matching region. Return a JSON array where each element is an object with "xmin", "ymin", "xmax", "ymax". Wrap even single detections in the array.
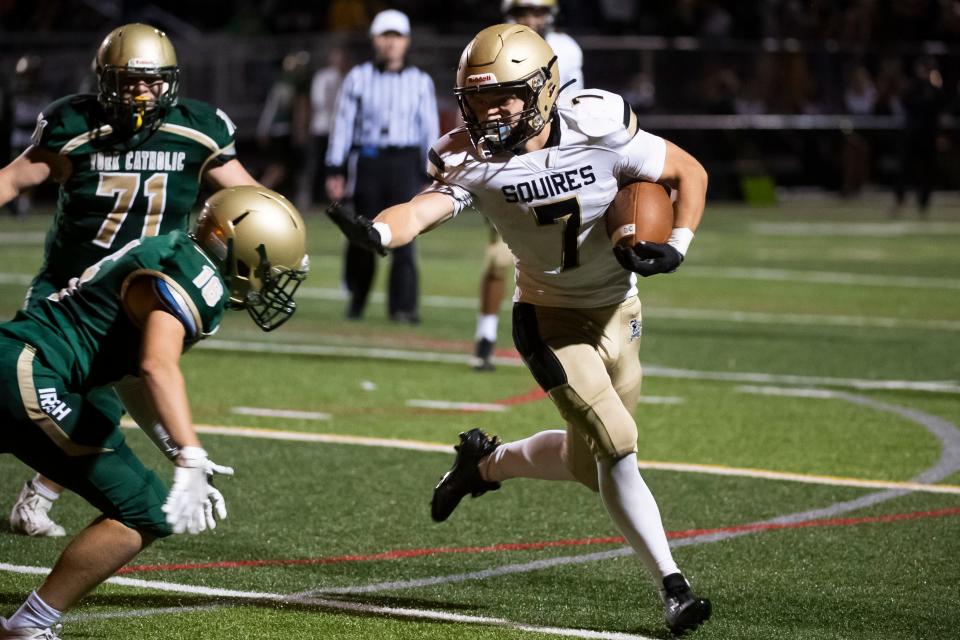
[{"xmin": 605, "ymin": 181, "xmax": 673, "ymax": 247}]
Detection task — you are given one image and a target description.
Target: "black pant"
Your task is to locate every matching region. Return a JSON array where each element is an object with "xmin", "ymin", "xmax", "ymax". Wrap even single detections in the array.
[
  {"xmin": 346, "ymin": 148, "xmax": 420, "ymax": 320},
  {"xmin": 895, "ymin": 131, "xmax": 937, "ymax": 212}
]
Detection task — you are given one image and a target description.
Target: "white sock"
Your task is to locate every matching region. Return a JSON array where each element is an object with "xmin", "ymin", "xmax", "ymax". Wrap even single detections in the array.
[
  {"xmin": 479, "ymin": 430, "xmax": 574, "ymax": 483},
  {"xmin": 4, "ymin": 591, "xmax": 62, "ymax": 630},
  {"xmin": 30, "ymin": 476, "xmax": 60, "ymax": 501},
  {"xmin": 598, "ymin": 454, "xmax": 679, "ymax": 581},
  {"xmin": 475, "ymin": 314, "xmax": 499, "ymax": 342}
]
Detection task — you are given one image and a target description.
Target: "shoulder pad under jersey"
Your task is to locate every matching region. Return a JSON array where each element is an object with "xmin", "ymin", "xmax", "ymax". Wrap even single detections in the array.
[
  {"xmin": 557, "ymin": 88, "xmax": 638, "ymax": 145},
  {"xmin": 164, "ymin": 98, "xmax": 237, "ymax": 154},
  {"xmin": 31, "ymin": 94, "xmax": 103, "ymax": 153},
  {"xmin": 426, "ymin": 126, "xmax": 474, "ymax": 180}
]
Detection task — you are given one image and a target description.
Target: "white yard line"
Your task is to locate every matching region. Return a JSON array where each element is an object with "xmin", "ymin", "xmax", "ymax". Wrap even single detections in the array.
[
  {"xmin": 405, "ymin": 399, "xmax": 507, "ymax": 412},
  {"xmin": 0, "ymin": 273, "xmax": 32, "ymax": 286},
  {"xmin": 117, "ymin": 421, "xmax": 960, "ymax": 495},
  {"xmin": 682, "ymin": 265, "xmax": 960, "ymax": 290},
  {"xmin": 638, "ymin": 396, "xmax": 684, "ymax": 404},
  {"xmin": 197, "ymin": 339, "xmax": 960, "ymax": 394},
  {"xmin": 749, "ymin": 221, "xmax": 960, "ymax": 237},
  {"xmin": 0, "ymin": 562, "xmax": 655, "ymax": 640},
  {"xmin": 0, "ymin": 232, "xmax": 46, "ymax": 244},
  {"xmin": 2, "ymin": 272, "xmax": 956, "ymax": 327},
  {"xmin": 294, "ymin": 286, "xmax": 959, "ymax": 328},
  {"xmin": 231, "ymin": 407, "xmax": 331, "ymax": 421},
  {"xmin": 651, "ymin": 307, "xmax": 960, "ymax": 331}
]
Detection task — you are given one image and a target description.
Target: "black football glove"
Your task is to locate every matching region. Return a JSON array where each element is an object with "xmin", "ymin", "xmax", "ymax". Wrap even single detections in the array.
[
  {"xmin": 613, "ymin": 241, "xmax": 684, "ymax": 277},
  {"xmin": 326, "ymin": 202, "xmax": 387, "ymax": 256}
]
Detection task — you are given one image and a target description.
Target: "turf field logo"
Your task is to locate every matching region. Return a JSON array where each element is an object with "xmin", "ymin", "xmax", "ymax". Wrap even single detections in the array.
[
  {"xmin": 628, "ymin": 318, "xmax": 641, "ymax": 342},
  {"xmin": 37, "ymin": 387, "xmax": 72, "ymax": 421}
]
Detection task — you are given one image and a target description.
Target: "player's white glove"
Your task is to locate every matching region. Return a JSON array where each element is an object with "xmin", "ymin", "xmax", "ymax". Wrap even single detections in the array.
[{"xmin": 162, "ymin": 446, "xmax": 231, "ymax": 534}]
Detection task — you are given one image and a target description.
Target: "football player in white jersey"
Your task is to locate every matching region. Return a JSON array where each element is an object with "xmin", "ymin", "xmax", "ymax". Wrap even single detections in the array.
[
  {"xmin": 327, "ymin": 24, "xmax": 710, "ymax": 635},
  {"xmin": 472, "ymin": 0, "xmax": 585, "ymax": 370},
  {"xmin": 503, "ymin": 0, "xmax": 583, "ymax": 88}
]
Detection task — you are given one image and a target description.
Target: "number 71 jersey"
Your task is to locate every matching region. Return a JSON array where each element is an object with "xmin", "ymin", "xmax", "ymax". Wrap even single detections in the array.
[
  {"xmin": 31, "ymin": 94, "xmax": 237, "ymax": 284},
  {"xmin": 425, "ymin": 89, "xmax": 666, "ymax": 308}
]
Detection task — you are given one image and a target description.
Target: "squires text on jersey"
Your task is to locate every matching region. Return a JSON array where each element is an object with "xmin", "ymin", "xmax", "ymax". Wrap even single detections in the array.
[
  {"xmin": 501, "ymin": 165, "xmax": 596, "ymax": 204},
  {"xmin": 89, "ymin": 150, "xmax": 187, "ymax": 173}
]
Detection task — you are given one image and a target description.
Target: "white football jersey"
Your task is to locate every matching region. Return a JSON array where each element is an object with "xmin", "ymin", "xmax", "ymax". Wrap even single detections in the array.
[
  {"xmin": 545, "ymin": 31, "xmax": 584, "ymax": 90},
  {"xmin": 424, "ymin": 89, "xmax": 666, "ymax": 308}
]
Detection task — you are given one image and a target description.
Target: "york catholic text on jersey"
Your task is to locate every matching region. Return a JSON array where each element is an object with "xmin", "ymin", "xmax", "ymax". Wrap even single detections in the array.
[{"xmin": 31, "ymin": 94, "xmax": 237, "ymax": 284}]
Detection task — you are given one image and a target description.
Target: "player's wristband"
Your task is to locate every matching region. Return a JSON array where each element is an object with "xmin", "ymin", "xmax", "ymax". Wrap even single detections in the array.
[
  {"xmin": 667, "ymin": 227, "xmax": 694, "ymax": 256},
  {"xmin": 372, "ymin": 221, "xmax": 393, "ymax": 247}
]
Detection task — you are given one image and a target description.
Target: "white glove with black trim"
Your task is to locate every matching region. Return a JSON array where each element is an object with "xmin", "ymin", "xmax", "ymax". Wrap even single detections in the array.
[{"xmin": 162, "ymin": 446, "xmax": 232, "ymax": 534}]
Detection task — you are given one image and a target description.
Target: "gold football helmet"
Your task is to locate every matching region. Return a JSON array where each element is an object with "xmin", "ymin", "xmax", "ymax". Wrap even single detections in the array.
[
  {"xmin": 193, "ymin": 186, "xmax": 309, "ymax": 331},
  {"xmin": 96, "ymin": 23, "xmax": 180, "ymax": 132},
  {"xmin": 454, "ymin": 24, "xmax": 559, "ymax": 154}
]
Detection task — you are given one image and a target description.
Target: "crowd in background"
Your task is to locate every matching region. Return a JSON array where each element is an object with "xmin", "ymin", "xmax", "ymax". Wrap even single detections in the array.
[
  {"xmin": 5, "ymin": 0, "xmax": 960, "ymax": 42},
  {"xmin": 1, "ymin": 1, "xmax": 958, "ymax": 205}
]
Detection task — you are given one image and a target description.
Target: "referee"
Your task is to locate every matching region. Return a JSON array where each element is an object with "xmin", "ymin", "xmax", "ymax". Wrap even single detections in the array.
[{"xmin": 325, "ymin": 9, "xmax": 439, "ymax": 323}]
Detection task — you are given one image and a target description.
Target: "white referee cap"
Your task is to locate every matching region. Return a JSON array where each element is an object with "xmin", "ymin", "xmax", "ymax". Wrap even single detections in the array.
[{"xmin": 370, "ymin": 9, "xmax": 410, "ymax": 37}]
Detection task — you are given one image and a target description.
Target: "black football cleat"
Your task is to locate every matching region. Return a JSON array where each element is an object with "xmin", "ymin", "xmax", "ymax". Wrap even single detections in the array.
[
  {"xmin": 662, "ymin": 573, "xmax": 712, "ymax": 636},
  {"xmin": 472, "ymin": 338, "xmax": 496, "ymax": 371},
  {"xmin": 431, "ymin": 428, "xmax": 502, "ymax": 522}
]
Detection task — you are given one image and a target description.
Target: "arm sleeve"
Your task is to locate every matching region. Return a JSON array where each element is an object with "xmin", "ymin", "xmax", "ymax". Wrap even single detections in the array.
[
  {"xmin": 31, "ymin": 97, "xmax": 72, "ymax": 153},
  {"xmin": 420, "ymin": 180, "xmax": 475, "ymax": 217},
  {"xmin": 207, "ymin": 107, "xmax": 238, "ymax": 166},
  {"xmin": 325, "ymin": 68, "xmax": 359, "ymax": 175}
]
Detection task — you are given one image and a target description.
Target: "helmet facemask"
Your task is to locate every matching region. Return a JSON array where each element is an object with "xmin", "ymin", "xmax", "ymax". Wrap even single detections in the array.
[
  {"xmin": 96, "ymin": 24, "xmax": 180, "ymax": 133},
  {"xmin": 98, "ymin": 66, "xmax": 179, "ymax": 132},
  {"xmin": 235, "ymin": 244, "xmax": 309, "ymax": 332},
  {"xmin": 192, "ymin": 186, "xmax": 309, "ymax": 332},
  {"xmin": 455, "ymin": 61, "xmax": 556, "ymax": 155}
]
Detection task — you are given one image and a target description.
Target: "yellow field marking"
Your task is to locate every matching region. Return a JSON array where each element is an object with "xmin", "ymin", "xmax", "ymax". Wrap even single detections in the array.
[{"xmin": 120, "ymin": 420, "xmax": 960, "ymax": 495}]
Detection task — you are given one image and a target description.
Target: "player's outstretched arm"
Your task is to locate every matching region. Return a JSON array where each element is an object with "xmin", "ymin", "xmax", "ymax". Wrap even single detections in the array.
[
  {"xmin": 327, "ymin": 191, "xmax": 455, "ymax": 254},
  {"xmin": 0, "ymin": 147, "xmax": 71, "ymax": 206},
  {"xmin": 375, "ymin": 191, "xmax": 456, "ymax": 246}
]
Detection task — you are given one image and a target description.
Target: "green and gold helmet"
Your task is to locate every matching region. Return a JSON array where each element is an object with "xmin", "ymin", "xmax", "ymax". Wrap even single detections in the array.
[
  {"xmin": 454, "ymin": 24, "xmax": 559, "ymax": 155},
  {"xmin": 96, "ymin": 23, "xmax": 180, "ymax": 132},
  {"xmin": 193, "ymin": 186, "xmax": 309, "ymax": 332}
]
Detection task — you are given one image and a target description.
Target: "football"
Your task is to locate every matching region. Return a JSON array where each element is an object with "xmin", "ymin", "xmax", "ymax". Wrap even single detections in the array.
[{"xmin": 605, "ymin": 181, "xmax": 673, "ymax": 247}]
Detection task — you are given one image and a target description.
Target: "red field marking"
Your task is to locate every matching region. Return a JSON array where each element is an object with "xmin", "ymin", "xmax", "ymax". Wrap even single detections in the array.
[
  {"xmin": 117, "ymin": 537, "xmax": 624, "ymax": 574},
  {"xmin": 117, "ymin": 506, "xmax": 960, "ymax": 575},
  {"xmin": 496, "ymin": 387, "xmax": 549, "ymax": 406}
]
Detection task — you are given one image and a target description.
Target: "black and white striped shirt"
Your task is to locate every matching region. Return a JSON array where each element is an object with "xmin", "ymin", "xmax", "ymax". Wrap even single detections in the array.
[{"xmin": 325, "ymin": 61, "xmax": 439, "ymax": 173}]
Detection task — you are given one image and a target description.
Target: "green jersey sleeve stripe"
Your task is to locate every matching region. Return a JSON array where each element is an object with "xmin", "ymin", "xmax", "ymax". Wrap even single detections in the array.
[
  {"xmin": 59, "ymin": 125, "xmax": 113, "ymax": 155},
  {"xmin": 199, "ymin": 141, "xmax": 237, "ymax": 177},
  {"xmin": 158, "ymin": 123, "xmax": 220, "ymax": 154}
]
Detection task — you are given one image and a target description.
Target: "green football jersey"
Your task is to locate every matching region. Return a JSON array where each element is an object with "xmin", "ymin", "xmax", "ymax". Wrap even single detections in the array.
[
  {"xmin": 0, "ymin": 231, "xmax": 226, "ymax": 392},
  {"xmin": 31, "ymin": 94, "xmax": 237, "ymax": 285}
]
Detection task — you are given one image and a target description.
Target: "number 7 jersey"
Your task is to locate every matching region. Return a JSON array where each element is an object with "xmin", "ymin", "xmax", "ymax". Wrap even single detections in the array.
[
  {"xmin": 425, "ymin": 89, "xmax": 666, "ymax": 308},
  {"xmin": 31, "ymin": 93, "xmax": 237, "ymax": 285}
]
